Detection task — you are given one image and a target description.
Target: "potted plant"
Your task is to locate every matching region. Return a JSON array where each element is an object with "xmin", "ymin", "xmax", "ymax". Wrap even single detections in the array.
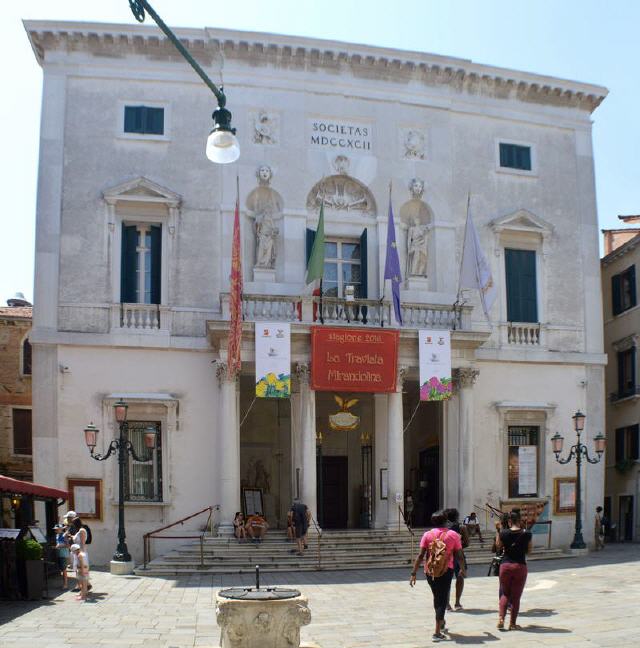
[{"xmin": 16, "ymin": 538, "xmax": 44, "ymax": 600}]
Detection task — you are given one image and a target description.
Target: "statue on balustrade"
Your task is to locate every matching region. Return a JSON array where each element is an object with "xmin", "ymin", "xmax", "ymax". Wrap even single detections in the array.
[
  {"xmin": 401, "ymin": 178, "xmax": 431, "ymax": 278},
  {"xmin": 255, "ymin": 212, "xmax": 278, "ymax": 269}
]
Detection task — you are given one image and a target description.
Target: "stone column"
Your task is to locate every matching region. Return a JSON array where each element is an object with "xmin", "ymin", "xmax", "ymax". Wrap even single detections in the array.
[
  {"xmin": 296, "ymin": 363, "xmax": 319, "ymax": 528},
  {"xmin": 454, "ymin": 367, "xmax": 479, "ymax": 519},
  {"xmin": 217, "ymin": 362, "xmax": 241, "ymax": 535},
  {"xmin": 387, "ymin": 366, "xmax": 407, "ymax": 529}
]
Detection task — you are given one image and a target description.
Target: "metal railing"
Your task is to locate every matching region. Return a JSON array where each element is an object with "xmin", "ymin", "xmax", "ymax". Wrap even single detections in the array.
[
  {"xmin": 142, "ymin": 505, "xmax": 217, "ymax": 569},
  {"xmin": 309, "ymin": 515, "xmax": 322, "ymax": 570},
  {"xmin": 397, "ymin": 504, "xmax": 415, "ymax": 564}
]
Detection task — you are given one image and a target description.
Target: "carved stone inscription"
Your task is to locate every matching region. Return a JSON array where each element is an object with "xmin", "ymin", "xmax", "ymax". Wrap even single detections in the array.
[{"xmin": 309, "ymin": 119, "xmax": 372, "ymax": 151}]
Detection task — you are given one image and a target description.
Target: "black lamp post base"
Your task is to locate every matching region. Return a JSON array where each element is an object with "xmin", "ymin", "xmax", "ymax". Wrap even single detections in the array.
[
  {"xmin": 570, "ymin": 532, "xmax": 587, "ymax": 550},
  {"xmin": 113, "ymin": 551, "xmax": 132, "ymax": 563}
]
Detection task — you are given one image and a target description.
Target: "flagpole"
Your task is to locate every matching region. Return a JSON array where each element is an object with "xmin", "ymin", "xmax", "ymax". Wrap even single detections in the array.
[{"xmin": 456, "ymin": 192, "xmax": 471, "ymax": 304}]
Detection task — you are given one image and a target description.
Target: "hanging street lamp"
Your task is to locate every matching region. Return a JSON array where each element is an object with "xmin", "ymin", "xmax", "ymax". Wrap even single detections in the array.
[
  {"xmin": 127, "ymin": 0, "xmax": 240, "ymax": 163},
  {"xmin": 550, "ymin": 410, "xmax": 606, "ymax": 550}
]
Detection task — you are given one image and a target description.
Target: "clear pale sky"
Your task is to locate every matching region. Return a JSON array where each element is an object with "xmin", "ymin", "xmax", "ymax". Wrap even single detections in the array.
[{"xmin": 1, "ymin": 0, "xmax": 638, "ymax": 304}]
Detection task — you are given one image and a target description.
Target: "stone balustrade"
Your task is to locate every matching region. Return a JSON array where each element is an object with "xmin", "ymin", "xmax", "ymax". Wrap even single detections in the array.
[
  {"xmin": 120, "ymin": 303, "xmax": 161, "ymax": 330},
  {"xmin": 506, "ymin": 321, "xmax": 541, "ymax": 345},
  {"xmin": 221, "ymin": 293, "xmax": 469, "ymax": 330}
]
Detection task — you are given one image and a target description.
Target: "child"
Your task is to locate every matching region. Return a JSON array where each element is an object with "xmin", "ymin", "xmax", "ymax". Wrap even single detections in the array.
[
  {"xmin": 70, "ymin": 544, "xmax": 89, "ymax": 601},
  {"xmin": 54, "ymin": 523, "xmax": 70, "ymax": 589}
]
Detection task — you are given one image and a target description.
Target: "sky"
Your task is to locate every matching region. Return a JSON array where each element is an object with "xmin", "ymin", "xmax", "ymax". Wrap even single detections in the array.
[{"xmin": 1, "ymin": 0, "xmax": 638, "ymax": 304}]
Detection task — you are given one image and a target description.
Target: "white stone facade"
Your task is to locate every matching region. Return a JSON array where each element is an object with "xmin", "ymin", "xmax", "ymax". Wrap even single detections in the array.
[{"xmin": 26, "ymin": 20, "xmax": 607, "ymax": 565}]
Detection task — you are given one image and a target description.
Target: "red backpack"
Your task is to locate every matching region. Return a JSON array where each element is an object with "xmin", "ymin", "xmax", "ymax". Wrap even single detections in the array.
[{"xmin": 425, "ymin": 530, "xmax": 449, "ymax": 578}]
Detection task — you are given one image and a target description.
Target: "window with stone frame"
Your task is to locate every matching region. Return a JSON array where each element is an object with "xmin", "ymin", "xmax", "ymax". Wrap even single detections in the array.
[
  {"xmin": 499, "ymin": 142, "xmax": 532, "ymax": 171},
  {"xmin": 611, "ymin": 265, "xmax": 636, "ymax": 316},
  {"xmin": 123, "ymin": 105, "xmax": 164, "ymax": 136},
  {"xmin": 12, "ymin": 408, "xmax": 32, "ymax": 456},
  {"xmin": 505, "ymin": 248, "xmax": 538, "ymax": 323},
  {"xmin": 124, "ymin": 421, "xmax": 163, "ymax": 502},
  {"xmin": 615, "ymin": 424, "xmax": 639, "ymax": 464},
  {"xmin": 507, "ymin": 425, "xmax": 539, "ymax": 498},
  {"xmin": 120, "ymin": 224, "xmax": 162, "ymax": 304}
]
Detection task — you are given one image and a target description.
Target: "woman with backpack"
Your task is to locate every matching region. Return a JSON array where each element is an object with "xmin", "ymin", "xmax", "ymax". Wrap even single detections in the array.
[
  {"xmin": 496, "ymin": 509, "xmax": 532, "ymax": 631},
  {"xmin": 410, "ymin": 510, "xmax": 465, "ymax": 642}
]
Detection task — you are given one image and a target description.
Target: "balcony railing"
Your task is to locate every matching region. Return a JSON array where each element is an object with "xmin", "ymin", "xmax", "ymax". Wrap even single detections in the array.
[
  {"xmin": 120, "ymin": 303, "xmax": 161, "ymax": 330},
  {"xmin": 225, "ymin": 293, "xmax": 470, "ymax": 329},
  {"xmin": 609, "ymin": 386, "xmax": 640, "ymax": 403},
  {"xmin": 507, "ymin": 321, "xmax": 541, "ymax": 345}
]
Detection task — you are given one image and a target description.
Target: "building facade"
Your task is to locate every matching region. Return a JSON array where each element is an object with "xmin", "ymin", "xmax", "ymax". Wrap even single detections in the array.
[
  {"xmin": 26, "ymin": 20, "xmax": 608, "ymax": 565},
  {"xmin": 602, "ymin": 217, "xmax": 640, "ymax": 542},
  {"xmin": 0, "ymin": 295, "xmax": 33, "ymax": 527}
]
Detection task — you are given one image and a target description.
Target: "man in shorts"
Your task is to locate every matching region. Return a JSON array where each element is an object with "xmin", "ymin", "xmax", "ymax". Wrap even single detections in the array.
[{"xmin": 290, "ymin": 500, "xmax": 310, "ymax": 556}]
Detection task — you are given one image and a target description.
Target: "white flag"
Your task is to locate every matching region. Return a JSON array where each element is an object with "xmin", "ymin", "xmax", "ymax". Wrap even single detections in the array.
[{"xmin": 459, "ymin": 210, "xmax": 497, "ymax": 320}]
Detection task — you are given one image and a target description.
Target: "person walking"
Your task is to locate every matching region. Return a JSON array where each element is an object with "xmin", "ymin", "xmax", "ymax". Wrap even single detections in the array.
[
  {"xmin": 594, "ymin": 506, "xmax": 606, "ymax": 550},
  {"xmin": 290, "ymin": 499, "xmax": 310, "ymax": 557},
  {"xmin": 445, "ymin": 508, "xmax": 469, "ymax": 611},
  {"xmin": 496, "ymin": 509, "xmax": 532, "ymax": 631},
  {"xmin": 410, "ymin": 510, "xmax": 465, "ymax": 642}
]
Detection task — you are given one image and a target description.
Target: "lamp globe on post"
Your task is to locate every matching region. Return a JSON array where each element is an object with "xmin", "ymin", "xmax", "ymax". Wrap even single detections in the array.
[
  {"xmin": 593, "ymin": 432, "xmax": 606, "ymax": 456},
  {"xmin": 114, "ymin": 399, "xmax": 128, "ymax": 424},
  {"xmin": 206, "ymin": 106, "xmax": 240, "ymax": 164},
  {"xmin": 84, "ymin": 423, "xmax": 99, "ymax": 452},
  {"xmin": 551, "ymin": 431, "xmax": 564, "ymax": 458},
  {"xmin": 572, "ymin": 410, "xmax": 586, "ymax": 433},
  {"xmin": 144, "ymin": 425, "xmax": 158, "ymax": 450}
]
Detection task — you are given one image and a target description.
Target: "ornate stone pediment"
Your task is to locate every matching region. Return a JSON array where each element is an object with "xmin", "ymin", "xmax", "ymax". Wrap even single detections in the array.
[
  {"xmin": 490, "ymin": 209, "xmax": 553, "ymax": 238},
  {"xmin": 102, "ymin": 177, "xmax": 181, "ymax": 208},
  {"xmin": 306, "ymin": 175, "xmax": 376, "ymax": 213}
]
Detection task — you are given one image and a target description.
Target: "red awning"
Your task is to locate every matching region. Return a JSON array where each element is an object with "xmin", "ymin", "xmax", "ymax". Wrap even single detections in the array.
[{"xmin": 0, "ymin": 475, "xmax": 68, "ymax": 501}]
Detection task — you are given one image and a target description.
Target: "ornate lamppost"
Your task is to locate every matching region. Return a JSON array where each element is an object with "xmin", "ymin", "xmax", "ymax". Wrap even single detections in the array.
[
  {"xmin": 550, "ymin": 411, "xmax": 606, "ymax": 549},
  {"xmin": 83, "ymin": 400, "xmax": 157, "ymax": 568},
  {"xmin": 127, "ymin": 0, "xmax": 240, "ymax": 163}
]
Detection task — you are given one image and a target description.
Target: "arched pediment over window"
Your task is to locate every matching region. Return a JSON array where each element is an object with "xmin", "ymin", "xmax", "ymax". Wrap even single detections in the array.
[{"xmin": 306, "ymin": 175, "xmax": 376, "ymax": 214}]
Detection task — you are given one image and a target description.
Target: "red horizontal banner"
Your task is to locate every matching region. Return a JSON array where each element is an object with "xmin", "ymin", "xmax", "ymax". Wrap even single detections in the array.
[{"xmin": 310, "ymin": 326, "xmax": 399, "ymax": 392}]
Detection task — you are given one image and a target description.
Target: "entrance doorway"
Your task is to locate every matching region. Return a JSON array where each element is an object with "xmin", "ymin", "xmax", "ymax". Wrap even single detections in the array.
[
  {"xmin": 619, "ymin": 495, "xmax": 634, "ymax": 542},
  {"xmin": 419, "ymin": 447, "xmax": 439, "ymax": 525},
  {"xmin": 320, "ymin": 456, "xmax": 348, "ymax": 528}
]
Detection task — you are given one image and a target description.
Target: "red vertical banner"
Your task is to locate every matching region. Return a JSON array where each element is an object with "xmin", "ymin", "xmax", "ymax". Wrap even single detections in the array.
[{"xmin": 228, "ymin": 181, "xmax": 243, "ymax": 375}]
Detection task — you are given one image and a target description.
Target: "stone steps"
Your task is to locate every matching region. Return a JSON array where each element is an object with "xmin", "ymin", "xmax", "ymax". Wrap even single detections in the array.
[{"xmin": 136, "ymin": 529, "xmax": 568, "ymax": 576}]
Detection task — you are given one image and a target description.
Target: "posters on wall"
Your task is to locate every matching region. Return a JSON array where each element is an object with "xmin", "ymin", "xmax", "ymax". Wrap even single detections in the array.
[
  {"xmin": 419, "ymin": 330, "xmax": 452, "ymax": 401},
  {"xmin": 518, "ymin": 446, "xmax": 538, "ymax": 495},
  {"xmin": 255, "ymin": 323, "xmax": 291, "ymax": 398}
]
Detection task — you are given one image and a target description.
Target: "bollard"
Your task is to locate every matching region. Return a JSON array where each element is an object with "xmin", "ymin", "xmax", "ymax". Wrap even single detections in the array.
[{"xmin": 256, "ymin": 564, "xmax": 260, "ymax": 590}]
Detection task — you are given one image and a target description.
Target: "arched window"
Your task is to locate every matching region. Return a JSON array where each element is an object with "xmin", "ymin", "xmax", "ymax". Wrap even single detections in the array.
[{"xmin": 22, "ymin": 338, "xmax": 32, "ymax": 376}]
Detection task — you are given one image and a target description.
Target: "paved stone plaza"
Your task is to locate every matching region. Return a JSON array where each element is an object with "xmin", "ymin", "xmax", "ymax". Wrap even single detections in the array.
[{"xmin": 1, "ymin": 545, "xmax": 638, "ymax": 648}]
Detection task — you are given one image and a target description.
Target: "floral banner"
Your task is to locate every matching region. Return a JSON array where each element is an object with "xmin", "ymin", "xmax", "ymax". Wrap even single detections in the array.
[
  {"xmin": 419, "ymin": 330, "xmax": 452, "ymax": 401},
  {"xmin": 255, "ymin": 323, "xmax": 291, "ymax": 398}
]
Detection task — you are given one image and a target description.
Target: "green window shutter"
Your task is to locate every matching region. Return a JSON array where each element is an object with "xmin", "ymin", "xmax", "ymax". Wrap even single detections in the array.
[
  {"xmin": 150, "ymin": 225, "xmax": 162, "ymax": 305},
  {"xmin": 630, "ymin": 424, "xmax": 640, "ymax": 461},
  {"xmin": 121, "ymin": 225, "xmax": 138, "ymax": 303},
  {"xmin": 615, "ymin": 428, "xmax": 625, "ymax": 463},
  {"xmin": 505, "ymin": 249, "xmax": 537, "ymax": 322},
  {"xmin": 629, "ymin": 265, "xmax": 637, "ymax": 308},
  {"xmin": 306, "ymin": 228, "xmax": 316, "ymax": 266},
  {"xmin": 612, "ymin": 273, "xmax": 622, "ymax": 315},
  {"xmin": 359, "ymin": 228, "xmax": 368, "ymax": 299},
  {"xmin": 146, "ymin": 108, "xmax": 164, "ymax": 135}
]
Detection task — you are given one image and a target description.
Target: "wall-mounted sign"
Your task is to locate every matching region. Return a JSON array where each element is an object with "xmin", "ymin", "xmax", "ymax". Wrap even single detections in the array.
[
  {"xmin": 255, "ymin": 323, "xmax": 291, "ymax": 398},
  {"xmin": 310, "ymin": 326, "xmax": 398, "ymax": 392},
  {"xmin": 309, "ymin": 119, "xmax": 373, "ymax": 152},
  {"xmin": 419, "ymin": 330, "xmax": 452, "ymax": 401}
]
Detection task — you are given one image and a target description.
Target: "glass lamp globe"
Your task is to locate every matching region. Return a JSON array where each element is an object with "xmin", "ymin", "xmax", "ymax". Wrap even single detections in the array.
[{"xmin": 206, "ymin": 129, "xmax": 240, "ymax": 164}]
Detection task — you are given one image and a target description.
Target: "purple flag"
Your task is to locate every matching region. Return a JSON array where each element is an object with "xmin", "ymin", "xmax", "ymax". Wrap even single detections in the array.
[{"xmin": 384, "ymin": 195, "xmax": 403, "ymax": 325}]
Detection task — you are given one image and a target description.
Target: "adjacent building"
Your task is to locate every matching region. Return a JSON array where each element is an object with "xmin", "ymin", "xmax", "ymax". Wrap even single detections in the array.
[
  {"xmin": 25, "ymin": 20, "xmax": 608, "ymax": 565},
  {"xmin": 602, "ymin": 216, "xmax": 640, "ymax": 541},
  {"xmin": 0, "ymin": 294, "xmax": 33, "ymax": 527}
]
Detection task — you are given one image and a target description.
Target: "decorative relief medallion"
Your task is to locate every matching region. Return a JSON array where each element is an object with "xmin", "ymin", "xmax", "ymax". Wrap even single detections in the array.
[
  {"xmin": 306, "ymin": 175, "xmax": 375, "ymax": 213},
  {"xmin": 251, "ymin": 110, "xmax": 279, "ymax": 145},
  {"xmin": 401, "ymin": 128, "xmax": 426, "ymax": 160}
]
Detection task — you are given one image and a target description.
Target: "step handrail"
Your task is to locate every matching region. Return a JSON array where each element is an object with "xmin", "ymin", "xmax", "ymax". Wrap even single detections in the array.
[
  {"xmin": 309, "ymin": 515, "xmax": 322, "ymax": 570},
  {"xmin": 142, "ymin": 505, "xmax": 217, "ymax": 569}
]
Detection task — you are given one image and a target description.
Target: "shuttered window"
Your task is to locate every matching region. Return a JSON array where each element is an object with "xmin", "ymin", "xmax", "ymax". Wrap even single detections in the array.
[
  {"xmin": 617, "ymin": 348, "xmax": 636, "ymax": 398},
  {"xmin": 124, "ymin": 421, "xmax": 163, "ymax": 502},
  {"xmin": 499, "ymin": 143, "xmax": 532, "ymax": 171},
  {"xmin": 124, "ymin": 106, "xmax": 164, "ymax": 135},
  {"xmin": 505, "ymin": 248, "xmax": 538, "ymax": 323},
  {"xmin": 121, "ymin": 224, "xmax": 162, "ymax": 304},
  {"xmin": 12, "ymin": 409, "xmax": 32, "ymax": 456},
  {"xmin": 615, "ymin": 425, "xmax": 640, "ymax": 463},
  {"xmin": 22, "ymin": 339, "xmax": 32, "ymax": 375},
  {"xmin": 612, "ymin": 265, "xmax": 636, "ymax": 316}
]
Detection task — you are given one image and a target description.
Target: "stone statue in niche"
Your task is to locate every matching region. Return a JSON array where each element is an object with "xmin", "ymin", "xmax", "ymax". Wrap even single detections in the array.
[
  {"xmin": 246, "ymin": 166, "xmax": 283, "ymax": 269},
  {"xmin": 403, "ymin": 129, "xmax": 426, "ymax": 159},
  {"xmin": 401, "ymin": 178, "xmax": 430, "ymax": 277},
  {"xmin": 407, "ymin": 217, "xmax": 428, "ymax": 277},
  {"xmin": 253, "ymin": 110, "xmax": 278, "ymax": 145}
]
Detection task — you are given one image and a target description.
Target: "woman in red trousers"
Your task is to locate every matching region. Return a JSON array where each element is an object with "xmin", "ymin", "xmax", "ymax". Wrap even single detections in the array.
[{"xmin": 496, "ymin": 509, "xmax": 532, "ymax": 630}]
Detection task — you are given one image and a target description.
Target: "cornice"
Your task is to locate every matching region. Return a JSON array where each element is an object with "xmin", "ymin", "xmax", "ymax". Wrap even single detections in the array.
[{"xmin": 24, "ymin": 20, "xmax": 607, "ymax": 114}]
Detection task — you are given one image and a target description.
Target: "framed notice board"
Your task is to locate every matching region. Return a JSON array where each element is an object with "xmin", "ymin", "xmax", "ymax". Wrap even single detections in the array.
[
  {"xmin": 553, "ymin": 477, "xmax": 576, "ymax": 515},
  {"xmin": 67, "ymin": 478, "xmax": 103, "ymax": 520}
]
